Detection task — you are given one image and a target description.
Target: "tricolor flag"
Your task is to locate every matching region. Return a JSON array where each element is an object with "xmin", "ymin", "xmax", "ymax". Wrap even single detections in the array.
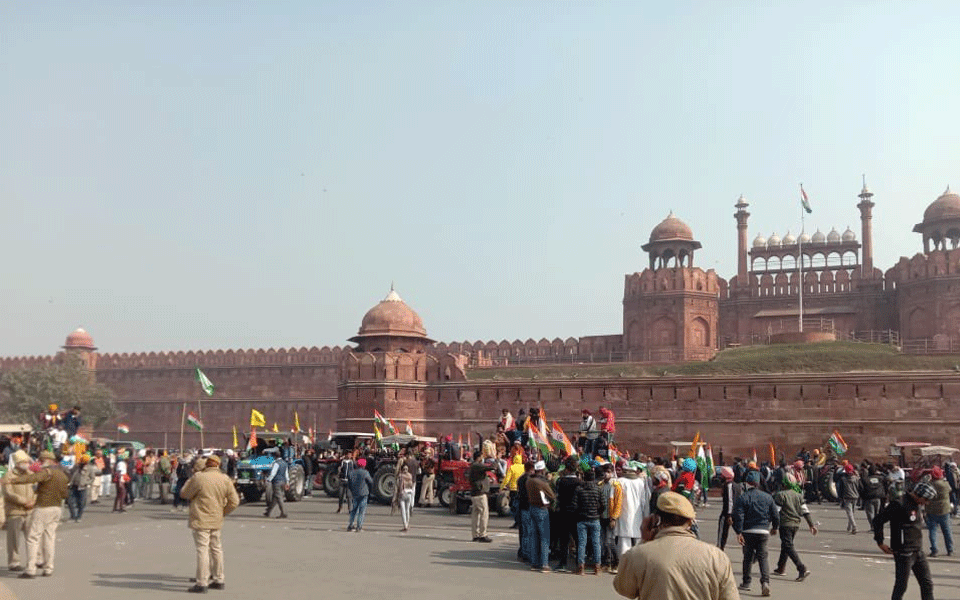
[
  {"xmin": 187, "ymin": 413, "xmax": 203, "ymax": 431},
  {"xmin": 195, "ymin": 368, "xmax": 214, "ymax": 397},
  {"xmin": 250, "ymin": 409, "xmax": 266, "ymax": 428},
  {"xmin": 405, "ymin": 420, "xmax": 414, "ymax": 435},
  {"xmin": 527, "ymin": 422, "xmax": 552, "ymax": 459},
  {"xmin": 387, "ymin": 419, "xmax": 399, "ymax": 436},
  {"xmin": 696, "ymin": 444, "xmax": 709, "ymax": 490},
  {"xmin": 828, "ymin": 430, "xmax": 848, "ymax": 455},
  {"xmin": 248, "ymin": 428, "xmax": 258, "ymax": 450},
  {"xmin": 706, "ymin": 444, "xmax": 715, "ymax": 480},
  {"xmin": 374, "ymin": 410, "xmax": 390, "ymax": 430},
  {"xmin": 117, "ymin": 424, "xmax": 130, "ymax": 434},
  {"xmin": 548, "ymin": 421, "xmax": 576, "ymax": 457},
  {"xmin": 609, "ymin": 443, "xmax": 621, "ymax": 465},
  {"xmin": 801, "ymin": 184, "xmax": 812, "ymax": 214}
]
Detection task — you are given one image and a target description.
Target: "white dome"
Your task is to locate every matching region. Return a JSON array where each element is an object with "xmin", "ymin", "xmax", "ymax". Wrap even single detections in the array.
[
  {"xmin": 799, "ymin": 231, "xmax": 812, "ymax": 244},
  {"xmin": 782, "ymin": 230, "xmax": 797, "ymax": 245},
  {"xmin": 827, "ymin": 227, "xmax": 841, "ymax": 243},
  {"xmin": 752, "ymin": 233, "xmax": 767, "ymax": 248},
  {"xmin": 811, "ymin": 229, "xmax": 826, "ymax": 244},
  {"xmin": 767, "ymin": 232, "xmax": 781, "ymax": 247},
  {"xmin": 841, "ymin": 226, "xmax": 857, "ymax": 242}
]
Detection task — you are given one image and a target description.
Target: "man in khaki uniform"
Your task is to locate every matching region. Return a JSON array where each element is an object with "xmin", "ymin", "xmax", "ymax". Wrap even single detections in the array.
[
  {"xmin": 179, "ymin": 454, "xmax": 240, "ymax": 594},
  {"xmin": 2, "ymin": 451, "xmax": 36, "ymax": 571},
  {"xmin": 9, "ymin": 450, "xmax": 68, "ymax": 578}
]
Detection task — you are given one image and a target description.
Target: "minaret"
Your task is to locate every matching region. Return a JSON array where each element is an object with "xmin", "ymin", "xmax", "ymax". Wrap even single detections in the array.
[
  {"xmin": 735, "ymin": 195, "xmax": 750, "ymax": 285},
  {"xmin": 857, "ymin": 176, "xmax": 875, "ymax": 277}
]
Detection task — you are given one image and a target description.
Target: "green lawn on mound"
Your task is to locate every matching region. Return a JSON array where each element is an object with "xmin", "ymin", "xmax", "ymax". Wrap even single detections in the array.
[{"xmin": 464, "ymin": 341, "xmax": 960, "ymax": 380}]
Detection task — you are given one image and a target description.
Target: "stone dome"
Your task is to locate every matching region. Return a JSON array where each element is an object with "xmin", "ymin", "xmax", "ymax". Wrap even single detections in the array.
[
  {"xmin": 827, "ymin": 227, "xmax": 841, "ymax": 243},
  {"xmin": 782, "ymin": 230, "xmax": 796, "ymax": 245},
  {"xmin": 842, "ymin": 226, "xmax": 857, "ymax": 242},
  {"xmin": 767, "ymin": 232, "xmax": 781, "ymax": 247},
  {"xmin": 921, "ymin": 186, "xmax": 960, "ymax": 224},
  {"xmin": 798, "ymin": 231, "xmax": 812, "ymax": 244},
  {"xmin": 64, "ymin": 328, "xmax": 96, "ymax": 350},
  {"xmin": 352, "ymin": 288, "xmax": 429, "ymax": 341},
  {"xmin": 752, "ymin": 233, "xmax": 767, "ymax": 248},
  {"xmin": 811, "ymin": 229, "xmax": 826, "ymax": 244},
  {"xmin": 649, "ymin": 211, "xmax": 694, "ymax": 243}
]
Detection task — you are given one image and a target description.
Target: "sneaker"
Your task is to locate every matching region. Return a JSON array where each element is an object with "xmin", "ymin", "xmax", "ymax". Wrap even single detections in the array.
[
  {"xmin": 609, "ymin": 567, "xmax": 618, "ymax": 575},
  {"xmin": 738, "ymin": 584, "xmax": 750, "ymax": 591},
  {"xmin": 796, "ymin": 570, "xmax": 811, "ymax": 582},
  {"xmin": 187, "ymin": 584, "xmax": 207, "ymax": 593},
  {"xmin": 472, "ymin": 537, "xmax": 480, "ymax": 541},
  {"xmin": 761, "ymin": 583, "xmax": 770, "ymax": 597},
  {"xmin": 477, "ymin": 536, "xmax": 493, "ymax": 543},
  {"xmin": 540, "ymin": 566, "xmax": 552, "ymax": 573},
  {"xmin": 930, "ymin": 550, "xmax": 939, "ymax": 557},
  {"xmin": 209, "ymin": 582, "xmax": 225, "ymax": 590},
  {"xmin": 772, "ymin": 568, "xmax": 785, "ymax": 576},
  {"xmin": 347, "ymin": 525, "xmax": 355, "ymax": 531}
]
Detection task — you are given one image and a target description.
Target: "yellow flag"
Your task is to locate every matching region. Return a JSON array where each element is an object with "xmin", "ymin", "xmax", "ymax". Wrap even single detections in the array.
[
  {"xmin": 232, "ymin": 426, "xmax": 238, "ymax": 448},
  {"xmin": 272, "ymin": 423, "xmax": 279, "ymax": 433},
  {"xmin": 250, "ymin": 409, "xmax": 266, "ymax": 428},
  {"xmin": 294, "ymin": 411, "xmax": 301, "ymax": 432}
]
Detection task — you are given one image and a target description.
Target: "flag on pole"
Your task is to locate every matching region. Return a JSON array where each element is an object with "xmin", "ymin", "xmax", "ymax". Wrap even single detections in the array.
[
  {"xmin": 248, "ymin": 428, "xmax": 258, "ymax": 450},
  {"xmin": 828, "ymin": 430, "xmax": 848, "ymax": 455},
  {"xmin": 374, "ymin": 410, "xmax": 390, "ymax": 430},
  {"xmin": 117, "ymin": 424, "xmax": 130, "ymax": 434},
  {"xmin": 527, "ymin": 422, "xmax": 553, "ymax": 458},
  {"xmin": 374, "ymin": 425, "xmax": 383, "ymax": 445},
  {"xmin": 232, "ymin": 426, "xmax": 238, "ymax": 448},
  {"xmin": 548, "ymin": 421, "xmax": 577, "ymax": 457},
  {"xmin": 689, "ymin": 431, "xmax": 701, "ymax": 458},
  {"xmin": 294, "ymin": 411, "xmax": 301, "ymax": 432},
  {"xmin": 609, "ymin": 443, "xmax": 620, "ymax": 465},
  {"xmin": 769, "ymin": 442, "xmax": 777, "ymax": 465},
  {"xmin": 696, "ymin": 443, "xmax": 709, "ymax": 490},
  {"xmin": 387, "ymin": 419, "xmax": 399, "ymax": 436},
  {"xmin": 801, "ymin": 185, "xmax": 812, "ymax": 214},
  {"xmin": 187, "ymin": 412, "xmax": 203, "ymax": 431},
  {"xmin": 272, "ymin": 423, "xmax": 279, "ymax": 433},
  {"xmin": 250, "ymin": 409, "xmax": 266, "ymax": 428},
  {"xmin": 195, "ymin": 368, "xmax": 214, "ymax": 396},
  {"xmin": 405, "ymin": 420, "xmax": 414, "ymax": 435},
  {"xmin": 706, "ymin": 444, "xmax": 715, "ymax": 479}
]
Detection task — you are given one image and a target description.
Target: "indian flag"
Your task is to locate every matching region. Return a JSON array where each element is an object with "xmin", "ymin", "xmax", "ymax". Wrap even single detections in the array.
[
  {"xmin": 117, "ymin": 424, "xmax": 130, "ymax": 434},
  {"xmin": 548, "ymin": 421, "xmax": 576, "ymax": 457},
  {"xmin": 696, "ymin": 444, "xmax": 709, "ymax": 490},
  {"xmin": 187, "ymin": 412, "xmax": 203, "ymax": 431},
  {"xmin": 801, "ymin": 184, "xmax": 812, "ymax": 214},
  {"xmin": 527, "ymin": 422, "xmax": 552, "ymax": 458},
  {"xmin": 609, "ymin": 443, "xmax": 621, "ymax": 465},
  {"xmin": 195, "ymin": 368, "xmax": 214, "ymax": 396},
  {"xmin": 828, "ymin": 430, "xmax": 848, "ymax": 455}
]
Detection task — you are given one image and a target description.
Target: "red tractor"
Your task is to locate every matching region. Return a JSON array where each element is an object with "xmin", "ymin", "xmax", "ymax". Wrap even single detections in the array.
[{"xmin": 437, "ymin": 459, "xmax": 510, "ymax": 517}]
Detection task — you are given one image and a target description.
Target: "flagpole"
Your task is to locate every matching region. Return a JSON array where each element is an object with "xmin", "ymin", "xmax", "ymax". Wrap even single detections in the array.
[
  {"xmin": 798, "ymin": 183, "xmax": 805, "ymax": 333},
  {"xmin": 179, "ymin": 402, "xmax": 186, "ymax": 454}
]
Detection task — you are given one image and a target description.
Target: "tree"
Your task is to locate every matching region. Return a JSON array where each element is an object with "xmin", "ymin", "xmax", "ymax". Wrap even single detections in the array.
[{"xmin": 0, "ymin": 356, "xmax": 119, "ymax": 430}]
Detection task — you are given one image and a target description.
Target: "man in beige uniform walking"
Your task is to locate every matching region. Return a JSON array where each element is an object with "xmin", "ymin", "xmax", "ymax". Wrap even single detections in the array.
[
  {"xmin": 2, "ymin": 450, "xmax": 36, "ymax": 571},
  {"xmin": 9, "ymin": 450, "xmax": 68, "ymax": 578},
  {"xmin": 179, "ymin": 454, "xmax": 240, "ymax": 593}
]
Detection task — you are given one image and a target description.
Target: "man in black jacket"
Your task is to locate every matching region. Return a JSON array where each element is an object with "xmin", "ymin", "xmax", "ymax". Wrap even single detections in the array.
[
  {"xmin": 573, "ymin": 469, "xmax": 603, "ymax": 575},
  {"xmin": 515, "ymin": 461, "xmax": 534, "ymax": 563},
  {"xmin": 554, "ymin": 456, "xmax": 582, "ymax": 572},
  {"xmin": 874, "ymin": 482, "xmax": 937, "ymax": 600}
]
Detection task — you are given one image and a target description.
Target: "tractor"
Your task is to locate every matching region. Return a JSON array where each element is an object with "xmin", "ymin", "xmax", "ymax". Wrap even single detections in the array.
[{"xmin": 235, "ymin": 433, "xmax": 307, "ymax": 504}]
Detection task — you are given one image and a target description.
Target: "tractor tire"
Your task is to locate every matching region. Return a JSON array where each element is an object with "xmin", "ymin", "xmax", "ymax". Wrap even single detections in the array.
[
  {"xmin": 242, "ymin": 487, "xmax": 263, "ymax": 504},
  {"xmin": 286, "ymin": 465, "xmax": 305, "ymax": 502},
  {"xmin": 372, "ymin": 466, "xmax": 397, "ymax": 505},
  {"xmin": 438, "ymin": 484, "xmax": 452, "ymax": 508},
  {"xmin": 494, "ymin": 491, "xmax": 511, "ymax": 517},
  {"xmin": 455, "ymin": 492, "xmax": 472, "ymax": 515},
  {"xmin": 322, "ymin": 463, "xmax": 341, "ymax": 497}
]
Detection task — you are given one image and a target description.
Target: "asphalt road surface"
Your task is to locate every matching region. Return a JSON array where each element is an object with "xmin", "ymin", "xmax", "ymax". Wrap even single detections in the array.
[{"xmin": 2, "ymin": 490, "xmax": 958, "ymax": 599}]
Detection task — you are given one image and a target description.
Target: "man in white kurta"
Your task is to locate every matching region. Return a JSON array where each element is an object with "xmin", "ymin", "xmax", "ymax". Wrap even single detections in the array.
[{"xmin": 615, "ymin": 464, "xmax": 651, "ymax": 557}]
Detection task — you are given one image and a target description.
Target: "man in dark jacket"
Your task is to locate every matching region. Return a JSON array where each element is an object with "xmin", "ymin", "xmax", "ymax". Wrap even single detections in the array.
[
  {"xmin": 733, "ymin": 470, "xmax": 779, "ymax": 597},
  {"xmin": 347, "ymin": 458, "xmax": 373, "ymax": 531},
  {"xmin": 837, "ymin": 463, "xmax": 861, "ymax": 534},
  {"xmin": 554, "ymin": 456, "xmax": 582, "ymax": 572},
  {"xmin": 515, "ymin": 461, "xmax": 534, "ymax": 562},
  {"xmin": 861, "ymin": 465, "xmax": 886, "ymax": 530},
  {"xmin": 875, "ymin": 482, "xmax": 937, "ymax": 600},
  {"xmin": 573, "ymin": 469, "xmax": 603, "ymax": 575}
]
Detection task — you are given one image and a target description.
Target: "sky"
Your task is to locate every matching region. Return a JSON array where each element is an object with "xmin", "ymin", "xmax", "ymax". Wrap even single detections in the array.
[{"xmin": 2, "ymin": 2, "xmax": 960, "ymax": 357}]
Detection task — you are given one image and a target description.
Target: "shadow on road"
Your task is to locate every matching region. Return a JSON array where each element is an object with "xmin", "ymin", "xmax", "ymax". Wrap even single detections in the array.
[{"xmin": 92, "ymin": 572, "xmax": 192, "ymax": 592}]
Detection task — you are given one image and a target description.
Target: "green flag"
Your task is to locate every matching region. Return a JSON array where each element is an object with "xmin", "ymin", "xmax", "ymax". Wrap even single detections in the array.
[{"xmin": 195, "ymin": 368, "xmax": 214, "ymax": 397}]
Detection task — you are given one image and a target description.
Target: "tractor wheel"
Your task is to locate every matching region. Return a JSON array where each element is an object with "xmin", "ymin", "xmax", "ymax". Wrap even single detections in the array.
[
  {"xmin": 322, "ymin": 463, "xmax": 341, "ymax": 497},
  {"xmin": 494, "ymin": 491, "xmax": 511, "ymax": 517},
  {"xmin": 286, "ymin": 465, "xmax": 305, "ymax": 502},
  {"xmin": 242, "ymin": 487, "xmax": 262, "ymax": 503},
  {"xmin": 438, "ymin": 484, "xmax": 452, "ymax": 508},
  {"xmin": 372, "ymin": 466, "xmax": 397, "ymax": 505}
]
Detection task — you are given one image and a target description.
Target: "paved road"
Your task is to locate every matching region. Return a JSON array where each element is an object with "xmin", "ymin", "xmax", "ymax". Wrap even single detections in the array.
[{"xmin": 2, "ymin": 491, "xmax": 959, "ymax": 599}]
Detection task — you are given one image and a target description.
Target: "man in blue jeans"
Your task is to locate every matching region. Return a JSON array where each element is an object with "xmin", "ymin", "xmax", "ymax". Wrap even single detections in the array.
[
  {"xmin": 733, "ymin": 469, "xmax": 779, "ymax": 597},
  {"xmin": 515, "ymin": 461, "xmax": 535, "ymax": 563},
  {"xmin": 926, "ymin": 467, "xmax": 954, "ymax": 556},
  {"xmin": 525, "ymin": 461, "xmax": 555, "ymax": 572},
  {"xmin": 573, "ymin": 468, "xmax": 603, "ymax": 575},
  {"xmin": 347, "ymin": 458, "xmax": 373, "ymax": 532}
]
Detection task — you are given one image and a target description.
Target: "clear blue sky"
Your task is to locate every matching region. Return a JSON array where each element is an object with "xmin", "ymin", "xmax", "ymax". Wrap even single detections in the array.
[{"xmin": 2, "ymin": 2, "xmax": 959, "ymax": 357}]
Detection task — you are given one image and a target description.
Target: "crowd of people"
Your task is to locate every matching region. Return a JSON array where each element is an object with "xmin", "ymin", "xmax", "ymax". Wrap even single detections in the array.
[{"xmin": 2, "ymin": 403, "xmax": 959, "ymax": 599}]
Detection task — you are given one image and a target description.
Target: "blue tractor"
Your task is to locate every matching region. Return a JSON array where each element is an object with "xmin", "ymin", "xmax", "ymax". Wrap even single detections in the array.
[{"xmin": 235, "ymin": 434, "xmax": 307, "ymax": 504}]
